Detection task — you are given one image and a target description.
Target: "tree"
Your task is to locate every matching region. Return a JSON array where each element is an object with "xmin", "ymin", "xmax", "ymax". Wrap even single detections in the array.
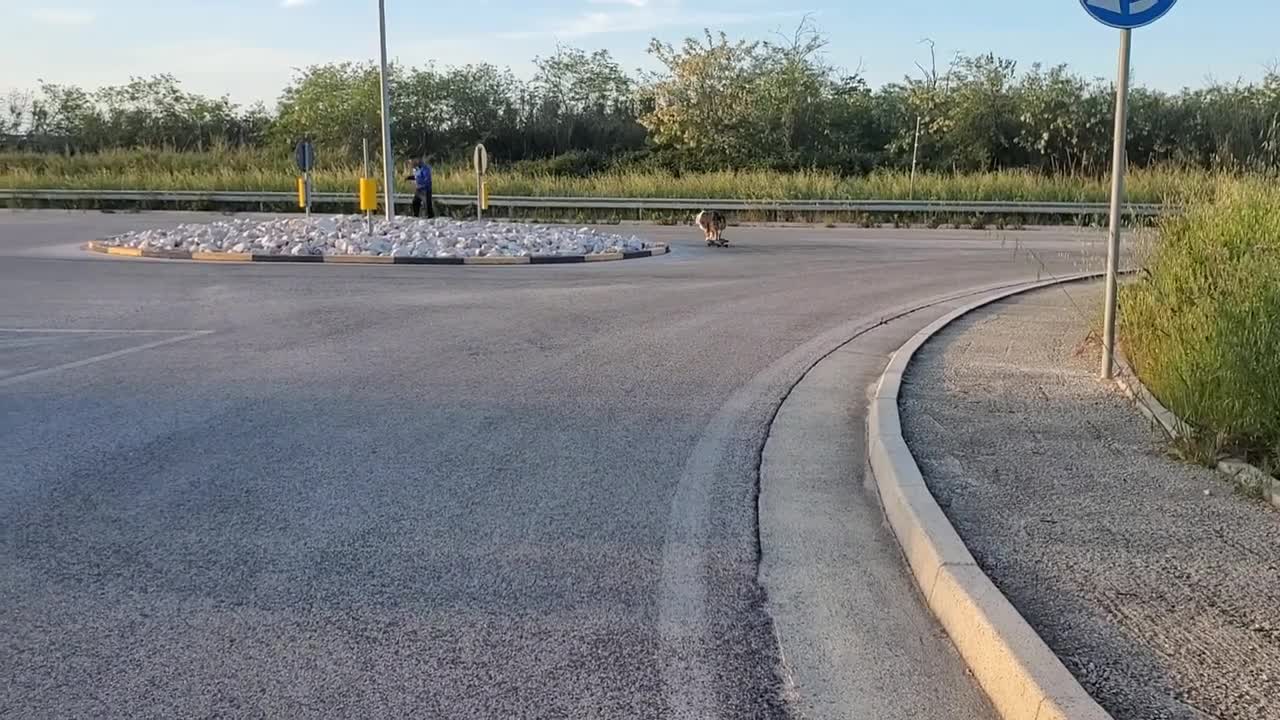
[
  {"xmin": 641, "ymin": 31, "xmax": 774, "ymax": 168},
  {"xmin": 641, "ymin": 22, "xmax": 857, "ymax": 171},
  {"xmin": 936, "ymin": 53, "xmax": 1021, "ymax": 171},
  {"xmin": 273, "ymin": 62, "xmax": 384, "ymax": 157},
  {"xmin": 10, "ymin": 23, "xmax": 1280, "ymax": 176},
  {"xmin": 1, "ymin": 91, "xmax": 34, "ymax": 144},
  {"xmin": 530, "ymin": 46, "xmax": 641, "ymax": 157}
]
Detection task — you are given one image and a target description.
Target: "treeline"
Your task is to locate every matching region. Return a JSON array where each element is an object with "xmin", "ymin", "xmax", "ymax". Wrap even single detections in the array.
[{"xmin": 5, "ymin": 22, "xmax": 1280, "ymax": 175}]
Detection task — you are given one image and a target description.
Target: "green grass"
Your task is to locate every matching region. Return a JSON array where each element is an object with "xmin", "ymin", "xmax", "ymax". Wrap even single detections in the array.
[
  {"xmin": 0, "ymin": 147, "xmax": 1220, "ymax": 203},
  {"xmin": 1120, "ymin": 176, "xmax": 1280, "ymax": 475}
]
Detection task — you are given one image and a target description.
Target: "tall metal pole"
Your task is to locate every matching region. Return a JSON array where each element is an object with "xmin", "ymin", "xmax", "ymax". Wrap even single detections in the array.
[
  {"xmin": 377, "ymin": 0, "xmax": 395, "ymax": 222},
  {"xmin": 1101, "ymin": 28, "xmax": 1132, "ymax": 380},
  {"xmin": 909, "ymin": 116, "xmax": 922, "ymax": 200}
]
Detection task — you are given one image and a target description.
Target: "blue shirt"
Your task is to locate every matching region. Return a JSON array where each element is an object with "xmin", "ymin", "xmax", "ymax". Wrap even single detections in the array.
[{"xmin": 414, "ymin": 166, "xmax": 432, "ymax": 191}]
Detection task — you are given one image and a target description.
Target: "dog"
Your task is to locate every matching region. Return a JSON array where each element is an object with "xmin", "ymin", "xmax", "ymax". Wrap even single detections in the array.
[{"xmin": 696, "ymin": 210, "xmax": 728, "ymax": 247}]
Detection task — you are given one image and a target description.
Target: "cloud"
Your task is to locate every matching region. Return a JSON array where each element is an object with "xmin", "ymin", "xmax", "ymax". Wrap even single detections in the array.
[
  {"xmin": 39, "ymin": 44, "xmax": 335, "ymax": 106},
  {"xmin": 588, "ymin": 0, "xmax": 651, "ymax": 7},
  {"xmin": 3, "ymin": 32, "xmax": 530, "ymax": 106},
  {"xmin": 280, "ymin": 0, "xmax": 311, "ymax": 7},
  {"xmin": 28, "ymin": 8, "xmax": 95, "ymax": 25},
  {"xmin": 499, "ymin": 0, "xmax": 798, "ymax": 38}
]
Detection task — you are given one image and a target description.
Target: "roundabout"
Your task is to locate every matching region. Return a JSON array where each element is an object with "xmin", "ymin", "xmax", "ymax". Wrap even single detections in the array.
[
  {"xmin": 1, "ymin": 210, "xmax": 1104, "ymax": 719},
  {"xmin": 85, "ymin": 215, "xmax": 670, "ymax": 264}
]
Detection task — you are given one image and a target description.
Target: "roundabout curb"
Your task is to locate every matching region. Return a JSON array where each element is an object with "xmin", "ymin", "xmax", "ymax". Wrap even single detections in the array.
[
  {"xmin": 868, "ymin": 273, "xmax": 1114, "ymax": 720},
  {"xmin": 85, "ymin": 241, "xmax": 668, "ymax": 265}
]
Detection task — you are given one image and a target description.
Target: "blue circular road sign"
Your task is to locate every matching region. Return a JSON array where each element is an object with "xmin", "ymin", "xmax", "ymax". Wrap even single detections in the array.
[
  {"xmin": 1080, "ymin": 0, "xmax": 1177, "ymax": 30},
  {"xmin": 295, "ymin": 140, "xmax": 316, "ymax": 173}
]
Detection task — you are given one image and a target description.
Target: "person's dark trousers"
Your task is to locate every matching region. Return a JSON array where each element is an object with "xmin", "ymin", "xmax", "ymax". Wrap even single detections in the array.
[{"xmin": 411, "ymin": 189, "xmax": 435, "ymax": 218}]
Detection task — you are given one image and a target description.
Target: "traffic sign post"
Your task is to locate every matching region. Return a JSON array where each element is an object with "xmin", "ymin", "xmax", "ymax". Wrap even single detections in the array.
[
  {"xmin": 360, "ymin": 137, "xmax": 376, "ymax": 233},
  {"xmin": 1101, "ymin": 29, "xmax": 1131, "ymax": 380},
  {"xmin": 473, "ymin": 143, "xmax": 489, "ymax": 221},
  {"xmin": 294, "ymin": 140, "xmax": 316, "ymax": 217},
  {"xmin": 1079, "ymin": 0, "xmax": 1178, "ymax": 380}
]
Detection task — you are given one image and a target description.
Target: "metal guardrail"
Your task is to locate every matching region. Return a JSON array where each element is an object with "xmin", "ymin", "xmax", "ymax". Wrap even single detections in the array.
[{"xmin": 0, "ymin": 188, "xmax": 1166, "ymax": 216}]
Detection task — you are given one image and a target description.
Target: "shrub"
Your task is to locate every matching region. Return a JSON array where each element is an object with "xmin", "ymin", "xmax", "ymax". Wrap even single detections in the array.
[{"xmin": 1121, "ymin": 177, "xmax": 1280, "ymax": 464}]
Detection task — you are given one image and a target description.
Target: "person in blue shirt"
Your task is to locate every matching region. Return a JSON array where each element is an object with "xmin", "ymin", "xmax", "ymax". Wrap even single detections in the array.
[{"xmin": 406, "ymin": 158, "xmax": 435, "ymax": 218}]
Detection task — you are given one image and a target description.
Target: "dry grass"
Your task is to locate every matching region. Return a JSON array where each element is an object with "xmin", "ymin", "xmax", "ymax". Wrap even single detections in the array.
[{"xmin": 0, "ymin": 148, "xmax": 1219, "ymax": 203}]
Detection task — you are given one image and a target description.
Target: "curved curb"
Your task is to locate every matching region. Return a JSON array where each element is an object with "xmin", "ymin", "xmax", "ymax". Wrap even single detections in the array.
[
  {"xmin": 867, "ymin": 273, "xmax": 1113, "ymax": 720},
  {"xmin": 84, "ymin": 241, "xmax": 669, "ymax": 265},
  {"xmin": 1113, "ymin": 355, "xmax": 1280, "ymax": 510},
  {"xmin": 1110, "ymin": 354, "xmax": 1192, "ymax": 443}
]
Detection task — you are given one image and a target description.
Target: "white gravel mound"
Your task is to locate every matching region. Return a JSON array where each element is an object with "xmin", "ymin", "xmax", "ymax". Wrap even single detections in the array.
[{"xmin": 101, "ymin": 216, "xmax": 655, "ymax": 258}]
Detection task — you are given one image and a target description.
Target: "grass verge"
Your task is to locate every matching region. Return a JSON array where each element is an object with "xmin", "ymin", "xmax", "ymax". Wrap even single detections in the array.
[
  {"xmin": 1120, "ymin": 177, "xmax": 1280, "ymax": 477},
  {"xmin": 0, "ymin": 148, "xmax": 1218, "ymax": 203}
]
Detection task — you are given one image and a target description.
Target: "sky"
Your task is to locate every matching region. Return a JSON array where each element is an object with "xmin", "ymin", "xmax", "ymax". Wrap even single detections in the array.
[{"xmin": 0, "ymin": 0, "xmax": 1274, "ymax": 108}]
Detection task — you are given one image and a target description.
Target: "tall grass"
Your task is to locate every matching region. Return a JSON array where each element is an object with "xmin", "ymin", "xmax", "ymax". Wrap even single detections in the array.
[
  {"xmin": 0, "ymin": 148, "xmax": 1216, "ymax": 203},
  {"xmin": 1121, "ymin": 177, "xmax": 1280, "ymax": 473}
]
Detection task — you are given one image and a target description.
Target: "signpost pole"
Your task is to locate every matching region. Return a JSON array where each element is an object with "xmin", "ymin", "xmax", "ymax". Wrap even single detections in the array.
[
  {"xmin": 363, "ymin": 138, "xmax": 373, "ymax": 233},
  {"xmin": 1078, "ymin": 0, "xmax": 1176, "ymax": 378},
  {"xmin": 377, "ymin": 0, "xmax": 395, "ymax": 222},
  {"xmin": 474, "ymin": 144, "xmax": 487, "ymax": 221},
  {"xmin": 295, "ymin": 140, "xmax": 315, "ymax": 217},
  {"xmin": 1101, "ymin": 28, "xmax": 1132, "ymax": 380}
]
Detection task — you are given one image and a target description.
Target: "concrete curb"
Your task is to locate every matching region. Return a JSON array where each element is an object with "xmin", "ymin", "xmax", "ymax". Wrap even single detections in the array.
[
  {"xmin": 85, "ymin": 241, "xmax": 669, "ymax": 265},
  {"xmin": 867, "ymin": 273, "xmax": 1114, "ymax": 720},
  {"xmin": 1113, "ymin": 355, "xmax": 1280, "ymax": 510}
]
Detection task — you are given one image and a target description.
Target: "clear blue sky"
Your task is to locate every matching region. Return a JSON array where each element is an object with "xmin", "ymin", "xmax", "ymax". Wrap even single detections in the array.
[{"xmin": 0, "ymin": 0, "xmax": 1273, "ymax": 107}]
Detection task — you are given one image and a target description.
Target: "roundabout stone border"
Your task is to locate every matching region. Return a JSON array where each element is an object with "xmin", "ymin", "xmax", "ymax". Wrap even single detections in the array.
[{"xmin": 85, "ymin": 240, "xmax": 669, "ymax": 265}]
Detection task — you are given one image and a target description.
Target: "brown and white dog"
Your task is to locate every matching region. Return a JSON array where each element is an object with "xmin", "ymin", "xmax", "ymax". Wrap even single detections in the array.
[{"xmin": 696, "ymin": 210, "xmax": 728, "ymax": 247}]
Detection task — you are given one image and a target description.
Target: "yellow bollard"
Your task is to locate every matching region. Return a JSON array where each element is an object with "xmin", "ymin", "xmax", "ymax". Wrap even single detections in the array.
[
  {"xmin": 359, "ymin": 178, "xmax": 378, "ymax": 212},
  {"xmin": 297, "ymin": 177, "xmax": 306, "ymax": 208},
  {"xmin": 481, "ymin": 182, "xmax": 490, "ymax": 210}
]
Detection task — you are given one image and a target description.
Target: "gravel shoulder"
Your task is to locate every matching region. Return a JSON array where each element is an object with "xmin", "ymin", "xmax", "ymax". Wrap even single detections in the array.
[{"xmin": 899, "ymin": 281, "xmax": 1280, "ymax": 720}]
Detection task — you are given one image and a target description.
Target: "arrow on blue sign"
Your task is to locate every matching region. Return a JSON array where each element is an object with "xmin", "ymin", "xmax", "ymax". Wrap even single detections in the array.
[{"xmin": 1080, "ymin": 0, "xmax": 1177, "ymax": 30}]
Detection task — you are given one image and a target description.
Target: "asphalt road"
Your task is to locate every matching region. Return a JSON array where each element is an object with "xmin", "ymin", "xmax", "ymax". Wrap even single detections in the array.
[{"xmin": 1, "ymin": 210, "xmax": 1106, "ymax": 719}]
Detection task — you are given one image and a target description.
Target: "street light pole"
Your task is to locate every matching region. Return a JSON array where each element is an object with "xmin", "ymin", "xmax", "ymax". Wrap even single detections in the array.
[
  {"xmin": 377, "ymin": 0, "xmax": 395, "ymax": 222},
  {"xmin": 909, "ymin": 116, "xmax": 922, "ymax": 200}
]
